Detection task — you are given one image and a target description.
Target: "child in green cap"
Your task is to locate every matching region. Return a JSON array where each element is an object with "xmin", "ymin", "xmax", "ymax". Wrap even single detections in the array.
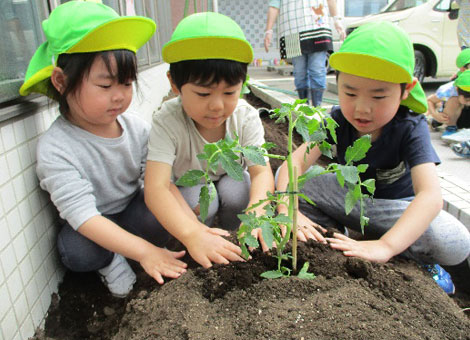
[
  {"xmin": 145, "ymin": 12, "xmax": 275, "ymax": 268},
  {"xmin": 276, "ymin": 21, "xmax": 470, "ymax": 294},
  {"xmin": 427, "ymin": 49, "xmax": 470, "ymax": 143},
  {"xmin": 20, "ymin": 1, "xmax": 187, "ymax": 298}
]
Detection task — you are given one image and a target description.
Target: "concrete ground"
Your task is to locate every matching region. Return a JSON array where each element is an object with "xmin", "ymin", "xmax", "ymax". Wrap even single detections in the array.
[{"xmin": 248, "ymin": 66, "xmax": 470, "ymax": 183}]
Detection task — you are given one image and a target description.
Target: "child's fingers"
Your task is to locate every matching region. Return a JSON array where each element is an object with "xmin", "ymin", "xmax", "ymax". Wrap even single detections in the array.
[
  {"xmin": 208, "ymin": 227, "xmax": 230, "ymax": 237},
  {"xmin": 169, "ymin": 250, "xmax": 187, "ymax": 260}
]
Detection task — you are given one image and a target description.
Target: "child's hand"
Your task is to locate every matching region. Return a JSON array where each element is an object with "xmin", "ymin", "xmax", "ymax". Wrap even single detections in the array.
[
  {"xmin": 290, "ymin": 212, "xmax": 327, "ymax": 244},
  {"xmin": 326, "ymin": 232, "xmax": 394, "ymax": 263},
  {"xmin": 185, "ymin": 226, "xmax": 244, "ymax": 268},
  {"xmin": 140, "ymin": 247, "xmax": 188, "ymax": 284}
]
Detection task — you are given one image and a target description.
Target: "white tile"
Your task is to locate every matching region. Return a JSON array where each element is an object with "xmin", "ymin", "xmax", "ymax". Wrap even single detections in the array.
[
  {"xmin": 0, "ymin": 259, "xmax": 4, "ymax": 286},
  {"xmin": 23, "ymin": 167, "xmax": 39, "ymax": 195},
  {"xmin": 38, "ymin": 235, "xmax": 52, "ymax": 262},
  {"xmin": 1, "ymin": 307, "xmax": 19, "ymax": 340},
  {"xmin": 28, "ymin": 138, "xmax": 38, "ymax": 164},
  {"xmin": 24, "ymin": 277, "xmax": 39, "ymax": 310},
  {"xmin": 12, "ymin": 233, "xmax": 28, "ymax": 264},
  {"xmin": 19, "ymin": 315, "xmax": 35, "ymax": 340},
  {"xmin": 0, "ymin": 182, "xmax": 16, "ymax": 212},
  {"xmin": 13, "ymin": 120, "xmax": 27, "ymax": 145},
  {"xmin": 1, "ymin": 243, "xmax": 17, "ymax": 277},
  {"xmin": 13, "ymin": 291, "xmax": 28, "ymax": 325},
  {"xmin": 0, "ymin": 155, "xmax": 9, "ymax": 186},
  {"xmin": 6, "ymin": 149, "xmax": 21, "ymax": 178},
  {"xmin": 6, "ymin": 207, "xmax": 22, "ymax": 239},
  {"xmin": 33, "ymin": 213, "xmax": 47, "ymax": 241},
  {"xmin": 6, "ymin": 268, "xmax": 23, "ymax": 301},
  {"xmin": 12, "ymin": 175, "xmax": 27, "ymax": 202},
  {"xmin": 29, "ymin": 190, "xmax": 41, "ymax": 217},
  {"xmin": 0, "ymin": 283, "xmax": 12, "ymax": 320},
  {"xmin": 23, "ymin": 221, "xmax": 38, "ymax": 250},
  {"xmin": 0, "ymin": 133, "xmax": 4, "ymax": 153},
  {"xmin": 38, "ymin": 189, "xmax": 49, "ymax": 209},
  {"xmin": 18, "ymin": 199, "xmax": 33, "ymax": 226},
  {"xmin": 1, "ymin": 124, "xmax": 16, "ymax": 151},
  {"xmin": 17, "ymin": 144, "xmax": 32, "ymax": 169},
  {"xmin": 30, "ymin": 300, "xmax": 45, "ymax": 331},
  {"xmin": 18, "ymin": 257, "xmax": 33, "ymax": 289},
  {"xmin": 39, "ymin": 274, "xmax": 52, "ymax": 314},
  {"xmin": 34, "ymin": 113, "xmax": 45, "ymax": 134},
  {"xmin": 0, "ymin": 217, "xmax": 9, "ymax": 251},
  {"xmin": 24, "ymin": 115, "xmax": 38, "ymax": 140},
  {"xmin": 29, "ymin": 244, "xmax": 42, "ymax": 275},
  {"xmin": 35, "ymin": 263, "xmax": 48, "ymax": 296}
]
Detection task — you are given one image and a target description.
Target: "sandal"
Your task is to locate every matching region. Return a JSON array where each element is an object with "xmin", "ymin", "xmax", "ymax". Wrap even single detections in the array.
[{"xmin": 451, "ymin": 141, "xmax": 470, "ymax": 158}]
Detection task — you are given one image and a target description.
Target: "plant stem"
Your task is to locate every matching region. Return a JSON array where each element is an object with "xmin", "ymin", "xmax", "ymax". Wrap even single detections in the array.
[{"xmin": 292, "ymin": 167, "xmax": 298, "ymax": 272}]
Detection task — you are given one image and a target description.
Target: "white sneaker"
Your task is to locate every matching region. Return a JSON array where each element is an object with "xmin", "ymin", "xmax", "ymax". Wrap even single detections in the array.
[
  {"xmin": 441, "ymin": 128, "xmax": 470, "ymax": 144},
  {"xmin": 98, "ymin": 253, "xmax": 136, "ymax": 298}
]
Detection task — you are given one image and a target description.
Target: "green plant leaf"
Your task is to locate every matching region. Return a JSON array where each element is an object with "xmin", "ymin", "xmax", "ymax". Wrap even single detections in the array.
[
  {"xmin": 297, "ymin": 193, "xmax": 315, "ymax": 206},
  {"xmin": 335, "ymin": 169, "xmax": 345, "ymax": 188},
  {"xmin": 261, "ymin": 141, "xmax": 277, "ymax": 151},
  {"xmin": 337, "ymin": 164, "xmax": 359, "ymax": 185},
  {"xmin": 244, "ymin": 233, "xmax": 259, "ymax": 248},
  {"xmin": 220, "ymin": 153, "xmax": 244, "ymax": 181},
  {"xmin": 297, "ymin": 262, "xmax": 316, "ymax": 279},
  {"xmin": 344, "ymin": 184, "xmax": 361, "ymax": 215},
  {"xmin": 242, "ymin": 146, "xmax": 266, "ymax": 165},
  {"xmin": 357, "ymin": 164, "xmax": 369, "ymax": 173},
  {"xmin": 261, "ymin": 270, "xmax": 284, "ymax": 279},
  {"xmin": 199, "ymin": 185, "xmax": 210, "ymax": 222},
  {"xmin": 298, "ymin": 165, "xmax": 325, "ymax": 189},
  {"xmin": 273, "ymin": 214, "xmax": 291, "ymax": 224},
  {"xmin": 362, "ymin": 179, "xmax": 376, "ymax": 194},
  {"xmin": 261, "ymin": 221, "xmax": 274, "ymax": 250},
  {"xmin": 325, "ymin": 116, "xmax": 338, "ymax": 144},
  {"xmin": 318, "ymin": 140, "xmax": 333, "ymax": 159},
  {"xmin": 345, "ymin": 135, "xmax": 371, "ymax": 163},
  {"xmin": 175, "ymin": 170, "xmax": 205, "ymax": 187}
]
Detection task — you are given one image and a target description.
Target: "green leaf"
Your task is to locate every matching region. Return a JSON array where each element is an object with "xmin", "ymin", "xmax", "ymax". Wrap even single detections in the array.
[
  {"xmin": 357, "ymin": 164, "xmax": 369, "ymax": 173},
  {"xmin": 345, "ymin": 135, "xmax": 371, "ymax": 163},
  {"xmin": 335, "ymin": 169, "xmax": 345, "ymax": 188},
  {"xmin": 273, "ymin": 214, "xmax": 291, "ymax": 224},
  {"xmin": 297, "ymin": 193, "xmax": 315, "ymax": 206},
  {"xmin": 261, "ymin": 270, "xmax": 284, "ymax": 279},
  {"xmin": 297, "ymin": 262, "xmax": 316, "ymax": 279},
  {"xmin": 242, "ymin": 146, "xmax": 266, "ymax": 165},
  {"xmin": 295, "ymin": 116, "xmax": 311, "ymax": 142},
  {"xmin": 337, "ymin": 164, "xmax": 359, "ymax": 185},
  {"xmin": 325, "ymin": 116, "xmax": 338, "ymax": 144},
  {"xmin": 318, "ymin": 140, "xmax": 333, "ymax": 159},
  {"xmin": 244, "ymin": 233, "xmax": 259, "ymax": 248},
  {"xmin": 220, "ymin": 154, "xmax": 244, "ymax": 181},
  {"xmin": 298, "ymin": 165, "xmax": 324, "ymax": 189},
  {"xmin": 261, "ymin": 141, "xmax": 277, "ymax": 151},
  {"xmin": 344, "ymin": 184, "xmax": 361, "ymax": 215},
  {"xmin": 199, "ymin": 186, "xmax": 210, "ymax": 223},
  {"xmin": 261, "ymin": 222, "xmax": 274, "ymax": 250},
  {"xmin": 362, "ymin": 179, "xmax": 376, "ymax": 195},
  {"xmin": 175, "ymin": 170, "xmax": 205, "ymax": 187}
]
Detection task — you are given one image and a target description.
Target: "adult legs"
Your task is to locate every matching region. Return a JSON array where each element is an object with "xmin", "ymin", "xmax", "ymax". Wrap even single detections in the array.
[
  {"xmin": 300, "ymin": 173, "xmax": 470, "ymax": 265},
  {"xmin": 307, "ymin": 50, "xmax": 327, "ymax": 107},
  {"xmin": 291, "ymin": 54, "xmax": 309, "ymax": 101}
]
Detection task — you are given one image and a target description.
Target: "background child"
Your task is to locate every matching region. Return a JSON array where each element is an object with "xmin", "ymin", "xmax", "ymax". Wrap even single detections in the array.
[
  {"xmin": 276, "ymin": 21, "xmax": 470, "ymax": 294},
  {"xmin": 20, "ymin": 1, "xmax": 187, "ymax": 298},
  {"xmin": 427, "ymin": 48, "xmax": 470, "ymax": 141},
  {"xmin": 145, "ymin": 12, "xmax": 274, "ymax": 268}
]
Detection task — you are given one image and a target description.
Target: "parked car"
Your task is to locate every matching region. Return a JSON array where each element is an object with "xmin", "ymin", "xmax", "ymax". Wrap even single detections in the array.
[{"xmin": 344, "ymin": 0, "xmax": 459, "ymax": 83}]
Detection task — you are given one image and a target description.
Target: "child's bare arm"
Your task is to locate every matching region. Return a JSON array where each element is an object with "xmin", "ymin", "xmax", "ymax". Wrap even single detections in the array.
[
  {"xmin": 144, "ymin": 161, "xmax": 243, "ymax": 268},
  {"xmin": 426, "ymin": 94, "xmax": 442, "ymax": 118},
  {"xmin": 441, "ymin": 96, "xmax": 464, "ymax": 125},
  {"xmin": 328, "ymin": 163, "xmax": 442, "ymax": 262},
  {"xmin": 78, "ymin": 215, "xmax": 187, "ymax": 284}
]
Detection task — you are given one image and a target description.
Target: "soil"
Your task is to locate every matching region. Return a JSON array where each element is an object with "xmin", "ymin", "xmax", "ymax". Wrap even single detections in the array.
[{"xmin": 30, "ymin": 94, "xmax": 470, "ymax": 340}]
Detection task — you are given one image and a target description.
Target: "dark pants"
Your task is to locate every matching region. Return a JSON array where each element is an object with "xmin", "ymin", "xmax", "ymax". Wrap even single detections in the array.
[{"xmin": 57, "ymin": 188, "xmax": 170, "ymax": 272}]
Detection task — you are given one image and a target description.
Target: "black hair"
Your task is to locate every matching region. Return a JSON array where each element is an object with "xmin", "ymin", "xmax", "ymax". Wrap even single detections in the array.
[
  {"xmin": 335, "ymin": 71, "xmax": 407, "ymax": 96},
  {"xmin": 47, "ymin": 49, "xmax": 137, "ymax": 116},
  {"xmin": 457, "ymin": 87, "xmax": 470, "ymax": 98},
  {"xmin": 169, "ymin": 59, "xmax": 248, "ymax": 91}
]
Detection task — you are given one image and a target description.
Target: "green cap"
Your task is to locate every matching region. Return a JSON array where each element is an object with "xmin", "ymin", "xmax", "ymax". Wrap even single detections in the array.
[
  {"xmin": 456, "ymin": 48, "xmax": 470, "ymax": 68},
  {"xmin": 455, "ymin": 69, "xmax": 470, "ymax": 91},
  {"xmin": 330, "ymin": 21, "xmax": 427, "ymax": 114},
  {"xmin": 20, "ymin": 0, "xmax": 156, "ymax": 97},
  {"xmin": 162, "ymin": 12, "xmax": 253, "ymax": 64}
]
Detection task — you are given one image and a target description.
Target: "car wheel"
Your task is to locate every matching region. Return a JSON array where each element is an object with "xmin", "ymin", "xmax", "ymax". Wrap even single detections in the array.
[{"xmin": 414, "ymin": 50, "xmax": 426, "ymax": 83}]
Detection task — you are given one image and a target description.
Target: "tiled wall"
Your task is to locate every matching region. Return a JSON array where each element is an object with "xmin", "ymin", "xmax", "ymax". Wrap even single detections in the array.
[{"xmin": 0, "ymin": 63, "xmax": 170, "ymax": 340}]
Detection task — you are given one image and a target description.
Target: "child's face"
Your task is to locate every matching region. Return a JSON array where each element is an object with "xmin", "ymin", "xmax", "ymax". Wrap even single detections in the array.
[
  {"xmin": 172, "ymin": 79, "xmax": 243, "ymax": 134},
  {"xmin": 66, "ymin": 55, "xmax": 133, "ymax": 132},
  {"xmin": 338, "ymin": 72, "xmax": 413, "ymax": 141}
]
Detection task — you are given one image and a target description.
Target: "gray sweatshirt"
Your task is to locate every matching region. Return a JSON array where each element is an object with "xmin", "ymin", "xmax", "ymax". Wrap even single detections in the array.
[{"xmin": 36, "ymin": 112, "xmax": 150, "ymax": 230}]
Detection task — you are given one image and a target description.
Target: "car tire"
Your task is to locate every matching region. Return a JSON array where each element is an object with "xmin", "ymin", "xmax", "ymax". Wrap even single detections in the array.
[{"xmin": 414, "ymin": 50, "xmax": 426, "ymax": 83}]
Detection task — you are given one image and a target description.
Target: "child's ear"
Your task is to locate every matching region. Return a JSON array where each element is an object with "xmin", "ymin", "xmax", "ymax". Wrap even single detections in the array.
[
  {"xmin": 401, "ymin": 77, "xmax": 418, "ymax": 100},
  {"xmin": 51, "ymin": 67, "xmax": 67, "ymax": 94},
  {"xmin": 167, "ymin": 71, "xmax": 181, "ymax": 95}
]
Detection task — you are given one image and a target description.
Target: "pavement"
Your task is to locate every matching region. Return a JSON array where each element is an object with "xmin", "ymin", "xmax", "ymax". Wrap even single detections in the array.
[{"xmin": 248, "ymin": 65, "xmax": 470, "ymax": 230}]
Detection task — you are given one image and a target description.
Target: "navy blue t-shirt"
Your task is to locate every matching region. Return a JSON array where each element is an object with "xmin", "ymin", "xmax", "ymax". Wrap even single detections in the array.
[{"xmin": 328, "ymin": 106, "xmax": 440, "ymax": 199}]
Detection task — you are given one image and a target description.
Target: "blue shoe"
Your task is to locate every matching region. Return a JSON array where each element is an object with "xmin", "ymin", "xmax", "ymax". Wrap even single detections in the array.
[
  {"xmin": 441, "ymin": 125, "xmax": 458, "ymax": 138},
  {"xmin": 423, "ymin": 264, "xmax": 455, "ymax": 295},
  {"xmin": 451, "ymin": 141, "xmax": 470, "ymax": 158}
]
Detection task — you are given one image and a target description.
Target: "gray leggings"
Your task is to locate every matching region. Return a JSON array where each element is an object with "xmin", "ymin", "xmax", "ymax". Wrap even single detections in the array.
[
  {"xmin": 57, "ymin": 188, "xmax": 170, "ymax": 272},
  {"xmin": 178, "ymin": 171, "xmax": 251, "ymax": 230},
  {"xmin": 300, "ymin": 173, "xmax": 470, "ymax": 266}
]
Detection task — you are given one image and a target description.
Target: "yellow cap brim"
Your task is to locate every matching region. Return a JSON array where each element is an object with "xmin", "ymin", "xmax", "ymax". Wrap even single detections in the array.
[
  {"xmin": 162, "ymin": 37, "xmax": 253, "ymax": 64},
  {"xmin": 330, "ymin": 52, "xmax": 412, "ymax": 83}
]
